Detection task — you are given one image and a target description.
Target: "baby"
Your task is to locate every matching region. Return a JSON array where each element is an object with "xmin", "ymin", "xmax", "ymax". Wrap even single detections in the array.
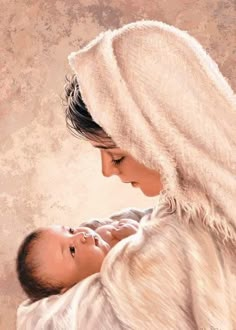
[{"xmin": 16, "ymin": 218, "xmax": 139, "ymax": 302}]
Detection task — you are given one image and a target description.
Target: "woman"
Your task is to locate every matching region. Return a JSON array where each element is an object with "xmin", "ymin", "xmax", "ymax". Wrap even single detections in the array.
[{"xmin": 17, "ymin": 20, "xmax": 236, "ymax": 329}]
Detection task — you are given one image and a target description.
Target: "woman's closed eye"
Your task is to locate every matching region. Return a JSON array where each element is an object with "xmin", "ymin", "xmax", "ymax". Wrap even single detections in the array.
[{"xmin": 112, "ymin": 157, "xmax": 125, "ymax": 165}]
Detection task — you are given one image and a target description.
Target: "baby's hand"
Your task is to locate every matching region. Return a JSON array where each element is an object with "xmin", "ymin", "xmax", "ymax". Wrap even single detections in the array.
[{"xmin": 111, "ymin": 219, "xmax": 138, "ymax": 240}]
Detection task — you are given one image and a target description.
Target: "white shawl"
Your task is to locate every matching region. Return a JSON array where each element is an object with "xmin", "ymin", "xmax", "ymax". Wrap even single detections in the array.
[{"xmin": 17, "ymin": 20, "xmax": 236, "ymax": 329}]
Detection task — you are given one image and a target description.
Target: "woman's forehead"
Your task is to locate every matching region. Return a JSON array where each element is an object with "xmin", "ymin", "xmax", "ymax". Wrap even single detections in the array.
[
  {"xmin": 90, "ymin": 140, "xmax": 118, "ymax": 149},
  {"xmin": 89, "ymin": 141, "xmax": 128, "ymax": 156}
]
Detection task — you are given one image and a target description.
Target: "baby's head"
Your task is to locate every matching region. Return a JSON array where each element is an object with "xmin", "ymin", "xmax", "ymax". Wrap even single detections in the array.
[{"xmin": 16, "ymin": 225, "xmax": 110, "ymax": 302}]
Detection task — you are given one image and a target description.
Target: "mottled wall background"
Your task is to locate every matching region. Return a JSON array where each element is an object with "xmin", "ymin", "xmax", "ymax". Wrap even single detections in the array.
[{"xmin": 1, "ymin": 0, "xmax": 235, "ymax": 329}]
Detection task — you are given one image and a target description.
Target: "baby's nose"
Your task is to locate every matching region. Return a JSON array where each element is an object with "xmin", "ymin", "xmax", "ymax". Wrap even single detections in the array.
[{"xmin": 77, "ymin": 232, "xmax": 95, "ymax": 245}]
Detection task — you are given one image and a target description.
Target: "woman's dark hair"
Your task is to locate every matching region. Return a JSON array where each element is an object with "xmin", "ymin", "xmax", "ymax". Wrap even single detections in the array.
[
  {"xmin": 64, "ymin": 74, "xmax": 114, "ymax": 145},
  {"xmin": 16, "ymin": 230, "xmax": 63, "ymax": 302}
]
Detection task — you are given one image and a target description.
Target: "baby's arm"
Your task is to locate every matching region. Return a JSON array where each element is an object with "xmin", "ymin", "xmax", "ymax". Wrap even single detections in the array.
[
  {"xmin": 79, "ymin": 215, "xmax": 142, "ymax": 248},
  {"xmin": 79, "ymin": 206, "xmax": 153, "ymax": 230}
]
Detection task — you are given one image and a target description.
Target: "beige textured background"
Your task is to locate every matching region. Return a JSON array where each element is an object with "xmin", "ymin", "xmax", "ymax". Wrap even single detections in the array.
[{"xmin": 1, "ymin": 0, "xmax": 235, "ymax": 329}]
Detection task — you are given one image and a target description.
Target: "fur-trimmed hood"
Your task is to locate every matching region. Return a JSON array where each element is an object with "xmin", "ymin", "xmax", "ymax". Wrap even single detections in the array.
[{"xmin": 68, "ymin": 20, "xmax": 236, "ymax": 243}]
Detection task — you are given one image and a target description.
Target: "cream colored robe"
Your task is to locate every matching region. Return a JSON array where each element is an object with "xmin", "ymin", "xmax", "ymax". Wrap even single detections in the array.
[{"xmin": 17, "ymin": 20, "xmax": 236, "ymax": 329}]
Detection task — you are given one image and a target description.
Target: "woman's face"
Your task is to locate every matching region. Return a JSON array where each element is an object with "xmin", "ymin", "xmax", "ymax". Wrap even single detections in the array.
[
  {"xmin": 91, "ymin": 141, "xmax": 163, "ymax": 197},
  {"xmin": 34, "ymin": 225, "xmax": 110, "ymax": 292}
]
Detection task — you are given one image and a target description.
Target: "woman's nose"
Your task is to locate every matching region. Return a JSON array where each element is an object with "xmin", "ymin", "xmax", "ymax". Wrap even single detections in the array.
[{"xmin": 100, "ymin": 151, "xmax": 120, "ymax": 177}]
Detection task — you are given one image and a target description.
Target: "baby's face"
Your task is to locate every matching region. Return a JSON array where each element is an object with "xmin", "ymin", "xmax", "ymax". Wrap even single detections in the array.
[{"xmin": 33, "ymin": 225, "xmax": 110, "ymax": 292}]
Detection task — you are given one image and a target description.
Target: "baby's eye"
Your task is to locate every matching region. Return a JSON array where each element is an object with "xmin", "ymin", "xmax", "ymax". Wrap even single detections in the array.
[
  {"xmin": 70, "ymin": 246, "xmax": 75, "ymax": 257},
  {"xmin": 69, "ymin": 228, "xmax": 74, "ymax": 234}
]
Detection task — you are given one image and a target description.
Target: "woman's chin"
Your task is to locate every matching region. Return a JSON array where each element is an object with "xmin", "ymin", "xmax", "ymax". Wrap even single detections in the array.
[{"xmin": 140, "ymin": 187, "xmax": 161, "ymax": 197}]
